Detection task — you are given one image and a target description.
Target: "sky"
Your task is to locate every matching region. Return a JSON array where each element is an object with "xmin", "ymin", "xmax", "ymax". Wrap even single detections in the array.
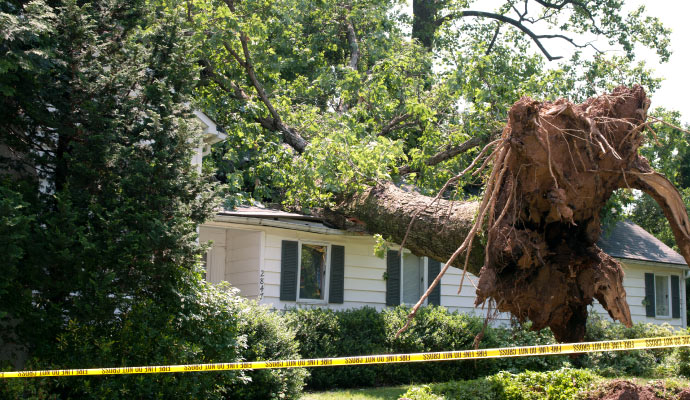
[{"xmin": 625, "ymin": 0, "xmax": 690, "ymax": 122}]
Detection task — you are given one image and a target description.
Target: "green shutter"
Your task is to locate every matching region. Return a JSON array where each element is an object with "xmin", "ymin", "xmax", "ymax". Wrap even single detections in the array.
[
  {"xmin": 280, "ymin": 240, "xmax": 299, "ymax": 301},
  {"xmin": 427, "ymin": 259, "xmax": 441, "ymax": 306},
  {"xmin": 329, "ymin": 245, "xmax": 345, "ymax": 304},
  {"xmin": 386, "ymin": 250, "xmax": 401, "ymax": 306},
  {"xmin": 644, "ymin": 273, "xmax": 655, "ymax": 318},
  {"xmin": 671, "ymin": 275, "xmax": 681, "ymax": 319}
]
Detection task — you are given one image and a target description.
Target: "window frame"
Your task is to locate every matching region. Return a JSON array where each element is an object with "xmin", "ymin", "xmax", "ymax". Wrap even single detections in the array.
[
  {"xmin": 654, "ymin": 273, "xmax": 672, "ymax": 319},
  {"xmin": 399, "ymin": 249, "xmax": 428, "ymax": 306},
  {"xmin": 296, "ymin": 240, "xmax": 331, "ymax": 304}
]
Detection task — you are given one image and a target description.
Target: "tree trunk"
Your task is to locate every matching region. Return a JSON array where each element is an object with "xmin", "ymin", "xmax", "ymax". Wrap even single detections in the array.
[
  {"xmin": 412, "ymin": 0, "xmax": 446, "ymax": 51},
  {"xmin": 325, "ymin": 183, "xmax": 485, "ymax": 273},
  {"xmin": 325, "ymin": 86, "xmax": 690, "ymax": 343}
]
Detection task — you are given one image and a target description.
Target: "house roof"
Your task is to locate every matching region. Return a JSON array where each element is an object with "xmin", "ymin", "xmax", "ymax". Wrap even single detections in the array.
[
  {"xmin": 218, "ymin": 206, "xmax": 322, "ymax": 221},
  {"xmin": 218, "ymin": 208, "xmax": 688, "ymax": 267},
  {"xmin": 597, "ymin": 220, "xmax": 687, "ymax": 266}
]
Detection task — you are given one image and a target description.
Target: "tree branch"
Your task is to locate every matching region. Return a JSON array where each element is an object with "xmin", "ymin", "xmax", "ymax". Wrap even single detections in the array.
[
  {"xmin": 398, "ymin": 135, "xmax": 484, "ymax": 176},
  {"xmin": 346, "ymin": 19, "xmax": 359, "ymax": 70},
  {"xmin": 222, "ymin": 32, "xmax": 308, "ymax": 153},
  {"xmin": 378, "ymin": 113, "xmax": 413, "ymax": 136},
  {"xmin": 437, "ymin": 10, "xmax": 563, "ymax": 61}
]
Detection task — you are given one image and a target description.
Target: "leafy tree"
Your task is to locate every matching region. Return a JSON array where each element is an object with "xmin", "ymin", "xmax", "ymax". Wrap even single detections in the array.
[
  {"xmin": 0, "ymin": 0, "xmax": 217, "ymax": 378},
  {"xmin": 189, "ymin": 0, "xmax": 689, "ymax": 339}
]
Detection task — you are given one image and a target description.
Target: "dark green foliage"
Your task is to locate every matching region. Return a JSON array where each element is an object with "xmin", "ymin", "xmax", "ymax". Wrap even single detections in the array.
[
  {"xmin": 228, "ymin": 300, "xmax": 307, "ymax": 400},
  {"xmin": 286, "ymin": 307, "xmax": 387, "ymax": 389},
  {"xmin": 574, "ymin": 314, "xmax": 678, "ymax": 377},
  {"xmin": 286, "ymin": 306, "xmax": 567, "ymax": 390},
  {"xmin": 1, "ymin": 284, "xmax": 307, "ymax": 399},
  {"xmin": 2, "ymin": 281, "xmax": 245, "ymax": 399},
  {"xmin": 403, "ymin": 368, "xmax": 599, "ymax": 400},
  {"xmin": 0, "ymin": 0, "xmax": 236, "ymax": 396}
]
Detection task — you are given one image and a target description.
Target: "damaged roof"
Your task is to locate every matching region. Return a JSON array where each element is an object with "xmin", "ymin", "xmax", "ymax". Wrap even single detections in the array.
[{"xmin": 597, "ymin": 220, "xmax": 687, "ymax": 266}]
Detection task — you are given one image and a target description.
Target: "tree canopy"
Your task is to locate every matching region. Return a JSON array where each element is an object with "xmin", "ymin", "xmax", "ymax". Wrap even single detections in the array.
[{"xmin": 189, "ymin": 0, "xmax": 669, "ymax": 209}]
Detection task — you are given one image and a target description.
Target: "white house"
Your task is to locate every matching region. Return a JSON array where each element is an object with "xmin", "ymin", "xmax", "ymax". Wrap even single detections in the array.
[{"xmin": 199, "ymin": 208, "xmax": 689, "ymax": 329}]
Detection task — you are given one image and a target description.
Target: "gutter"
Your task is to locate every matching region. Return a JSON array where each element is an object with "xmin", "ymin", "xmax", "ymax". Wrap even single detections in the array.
[{"xmin": 211, "ymin": 214, "xmax": 354, "ymax": 236}]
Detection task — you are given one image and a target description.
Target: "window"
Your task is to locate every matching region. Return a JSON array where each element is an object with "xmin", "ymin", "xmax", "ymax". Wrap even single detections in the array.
[
  {"xmin": 279, "ymin": 240, "xmax": 345, "ymax": 304},
  {"xmin": 386, "ymin": 250, "xmax": 441, "ymax": 306},
  {"xmin": 402, "ymin": 253, "xmax": 425, "ymax": 304},
  {"xmin": 644, "ymin": 272, "xmax": 681, "ymax": 319},
  {"xmin": 655, "ymin": 275, "xmax": 670, "ymax": 317},
  {"xmin": 299, "ymin": 243, "xmax": 328, "ymax": 300}
]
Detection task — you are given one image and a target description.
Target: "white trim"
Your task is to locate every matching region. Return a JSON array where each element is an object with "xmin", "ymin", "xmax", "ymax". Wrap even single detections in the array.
[
  {"xmin": 619, "ymin": 258, "xmax": 688, "ymax": 270},
  {"xmin": 211, "ymin": 215, "xmax": 350, "ymax": 236},
  {"xmin": 296, "ymin": 241, "xmax": 331, "ymax": 304}
]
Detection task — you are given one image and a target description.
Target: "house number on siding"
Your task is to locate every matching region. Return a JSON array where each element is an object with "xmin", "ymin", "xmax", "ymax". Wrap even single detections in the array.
[{"xmin": 259, "ymin": 270, "xmax": 265, "ymax": 300}]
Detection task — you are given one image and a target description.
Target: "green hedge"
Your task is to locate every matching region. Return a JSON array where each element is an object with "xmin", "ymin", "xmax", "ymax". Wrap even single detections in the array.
[
  {"xmin": 1, "ymin": 282, "xmax": 306, "ymax": 400},
  {"xmin": 575, "ymin": 313, "xmax": 681, "ymax": 377},
  {"xmin": 285, "ymin": 306, "xmax": 690, "ymax": 390},
  {"xmin": 285, "ymin": 306, "xmax": 566, "ymax": 390}
]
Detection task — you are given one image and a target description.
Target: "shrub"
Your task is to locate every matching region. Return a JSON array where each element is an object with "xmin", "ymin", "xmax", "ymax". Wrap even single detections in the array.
[
  {"xmin": 227, "ymin": 300, "xmax": 307, "ymax": 400},
  {"xmin": 1, "ymin": 281, "xmax": 305, "ymax": 400},
  {"xmin": 381, "ymin": 305, "xmax": 496, "ymax": 384},
  {"xmin": 484, "ymin": 321, "xmax": 567, "ymax": 374},
  {"xmin": 285, "ymin": 306, "xmax": 387, "ymax": 389},
  {"xmin": 1, "ymin": 280, "xmax": 245, "ymax": 399},
  {"xmin": 575, "ymin": 313, "xmax": 678, "ymax": 377},
  {"xmin": 286, "ymin": 305, "xmax": 567, "ymax": 390},
  {"xmin": 402, "ymin": 368, "xmax": 599, "ymax": 400}
]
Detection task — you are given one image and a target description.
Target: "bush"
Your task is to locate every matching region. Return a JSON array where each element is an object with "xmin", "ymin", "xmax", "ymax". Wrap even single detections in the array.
[
  {"xmin": 285, "ymin": 307, "xmax": 387, "ymax": 389},
  {"xmin": 227, "ymin": 300, "xmax": 307, "ymax": 400},
  {"xmin": 484, "ymin": 320, "xmax": 567, "ymax": 374},
  {"xmin": 402, "ymin": 368, "xmax": 599, "ymax": 400},
  {"xmin": 381, "ymin": 305, "xmax": 497, "ymax": 384},
  {"xmin": 286, "ymin": 305, "xmax": 568, "ymax": 390},
  {"xmin": 575, "ymin": 313, "xmax": 678, "ymax": 377},
  {"xmin": 1, "ymin": 281, "xmax": 305, "ymax": 400},
  {"xmin": 1, "ymin": 280, "xmax": 245, "ymax": 399}
]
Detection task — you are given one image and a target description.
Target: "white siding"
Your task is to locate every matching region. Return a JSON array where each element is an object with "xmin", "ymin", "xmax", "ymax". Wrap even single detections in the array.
[
  {"xmin": 225, "ymin": 229, "xmax": 261, "ymax": 298},
  {"xmin": 590, "ymin": 260, "xmax": 687, "ymax": 329},
  {"xmin": 202, "ymin": 220, "xmax": 508, "ymax": 321},
  {"xmin": 199, "ymin": 226, "xmax": 261, "ymax": 299},
  {"xmin": 202, "ymin": 220, "xmax": 687, "ymax": 330}
]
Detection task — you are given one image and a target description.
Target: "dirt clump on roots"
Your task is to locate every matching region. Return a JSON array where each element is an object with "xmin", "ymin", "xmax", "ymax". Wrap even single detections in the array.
[
  {"xmin": 473, "ymin": 85, "xmax": 690, "ymax": 342},
  {"xmin": 584, "ymin": 380, "xmax": 690, "ymax": 400}
]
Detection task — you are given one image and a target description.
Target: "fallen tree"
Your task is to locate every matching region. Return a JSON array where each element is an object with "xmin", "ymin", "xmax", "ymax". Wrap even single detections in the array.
[
  {"xmin": 326, "ymin": 86, "xmax": 690, "ymax": 342},
  {"xmin": 191, "ymin": 0, "xmax": 684, "ymax": 342}
]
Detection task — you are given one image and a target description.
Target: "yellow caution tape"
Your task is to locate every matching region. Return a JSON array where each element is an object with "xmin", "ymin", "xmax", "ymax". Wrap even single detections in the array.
[{"xmin": 3, "ymin": 335, "xmax": 689, "ymax": 379}]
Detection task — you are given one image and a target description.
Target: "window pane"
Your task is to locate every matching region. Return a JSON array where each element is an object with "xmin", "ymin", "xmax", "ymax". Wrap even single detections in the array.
[
  {"xmin": 402, "ymin": 253, "xmax": 423, "ymax": 304},
  {"xmin": 300, "ymin": 244, "xmax": 326, "ymax": 300},
  {"xmin": 656, "ymin": 276, "xmax": 669, "ymax": 316}
]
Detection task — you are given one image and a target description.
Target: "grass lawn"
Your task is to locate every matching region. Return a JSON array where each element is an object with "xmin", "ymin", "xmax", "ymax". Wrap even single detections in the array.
[{"xmin": 300, "ymin": 385, "xmax": 409, "ymax": 400}]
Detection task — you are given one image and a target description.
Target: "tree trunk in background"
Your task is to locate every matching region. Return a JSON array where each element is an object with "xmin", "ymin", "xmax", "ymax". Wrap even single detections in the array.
[{"xmin": 412, "ymin": 0, "xmax": 446, "ymax": 51}]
